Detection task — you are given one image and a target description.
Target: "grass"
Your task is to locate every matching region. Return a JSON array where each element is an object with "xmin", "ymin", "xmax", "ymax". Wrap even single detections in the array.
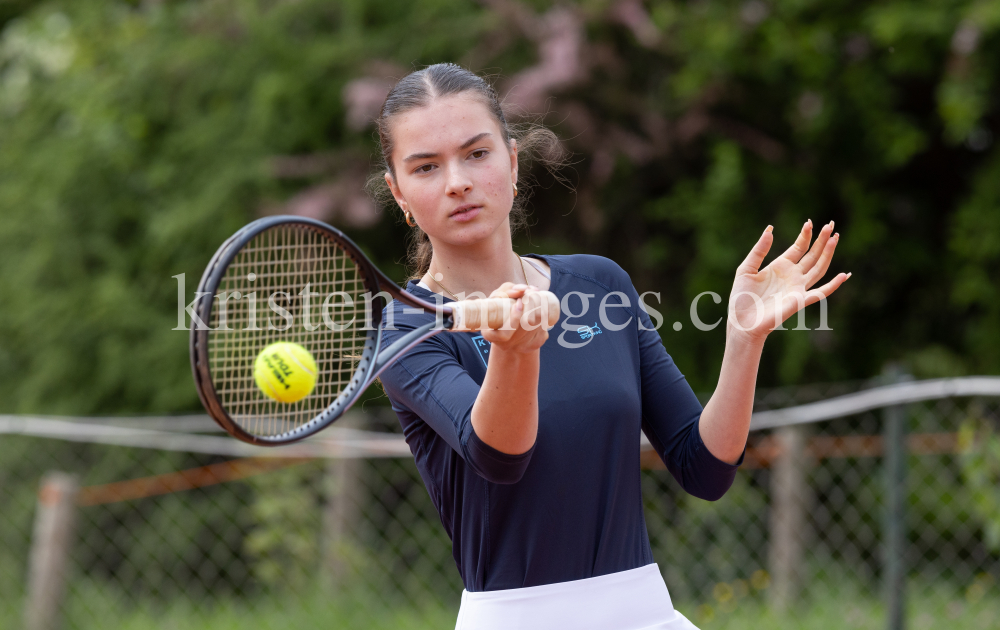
[
  {"xmin": 2, "ymin": 581, "xmax": 459, "ymax": 630},
  {"xmin": 687, "ymin": 573, "xmax": 1000, "ymax": 630},
  {"xmin": 2, "ymin": 575, "xmax": 997, "ymax": 629}
]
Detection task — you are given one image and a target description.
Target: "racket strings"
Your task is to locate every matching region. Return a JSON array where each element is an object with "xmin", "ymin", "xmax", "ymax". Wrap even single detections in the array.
[{"xmin": 207, "ymin": 224, "xmax": 369, "ymax": 437}]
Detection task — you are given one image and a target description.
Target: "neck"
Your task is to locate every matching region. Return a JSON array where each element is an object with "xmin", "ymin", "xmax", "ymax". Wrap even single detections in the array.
[{"xmin": 424, "ymin": 222, "xmax": 525, "ymax": 299}]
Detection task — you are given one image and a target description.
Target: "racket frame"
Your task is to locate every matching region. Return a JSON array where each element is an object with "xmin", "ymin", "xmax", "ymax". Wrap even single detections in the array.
[{"xmin": 190, "ymin": 215, "xmax": 454, "ymax": 445}]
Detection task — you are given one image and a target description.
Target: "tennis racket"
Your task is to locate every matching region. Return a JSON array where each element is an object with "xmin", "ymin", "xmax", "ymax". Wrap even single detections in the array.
[{"xmin": 190, "ymin": 215, "xmax": 559, "ymax": 445}]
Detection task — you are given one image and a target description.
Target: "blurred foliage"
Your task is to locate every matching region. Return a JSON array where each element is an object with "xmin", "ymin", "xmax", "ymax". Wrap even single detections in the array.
[
  {"xmin": 959, "ymin": 412, "xmax": 1000, "ymax": 550},
  {"xmin": 246, "ymin": 463, "xmax": 322, "ymax": 588},
  {"xmin": 1, "ymin": 0, "xmax": 999, "ymax": 418},
  {"xmin": 0, "ymin": 0, "xmax": 485, "ymax": 415},
  {"xmin": 645, "ymin": 469, "xmax": 768, "ymax": 602},
  {"xmin": 0, "ymin": 439, "xmax": 259, "ymax": 600}
]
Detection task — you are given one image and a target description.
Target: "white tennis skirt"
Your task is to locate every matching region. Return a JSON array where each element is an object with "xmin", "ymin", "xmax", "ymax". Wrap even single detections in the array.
[{"xmin": 454, "ymin": 563, "xmax": 699, "ymax": 630}]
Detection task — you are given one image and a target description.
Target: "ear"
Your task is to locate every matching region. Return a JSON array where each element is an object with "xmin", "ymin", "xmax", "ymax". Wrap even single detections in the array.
[
  {"xmin": 384, "ymin": 171, "xmax": 407, "ymax": 212},
  {"xmin": 509, "ymin": 138, "xmax": 518, "ymax": 185}
]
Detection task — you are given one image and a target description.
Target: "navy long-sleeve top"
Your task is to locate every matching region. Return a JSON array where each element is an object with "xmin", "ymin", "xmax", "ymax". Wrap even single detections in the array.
[{"xmin": 378, "ymin": 254, "xmax": 742, "ymax": 593}]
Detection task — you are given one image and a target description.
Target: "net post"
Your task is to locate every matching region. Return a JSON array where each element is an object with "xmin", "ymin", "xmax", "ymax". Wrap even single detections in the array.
[
  {"xmin": 24, "ymin": 471, "xmax": 79, "ymax": 630},
  {"xmin": 883, "ymin": 366, "xmax": 910, "ymax": 630},
  {"xmin": 322, "ymin": 414, "xmax": 364, "ymax": 587},
  {"xmin": 767, "ymin": 425, "xmax": 809, "ymax": 613}
]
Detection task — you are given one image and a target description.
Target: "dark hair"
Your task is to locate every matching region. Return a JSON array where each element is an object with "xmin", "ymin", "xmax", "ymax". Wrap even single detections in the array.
[{"xmin": 367, "ymin": 63, "xmax": 568, "ymax": 280}]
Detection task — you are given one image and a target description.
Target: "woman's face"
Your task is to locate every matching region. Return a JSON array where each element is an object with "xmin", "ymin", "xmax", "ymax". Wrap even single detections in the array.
[{"xmin": 385, "ymin": 94, "xmax": 517, "ymax": 249}]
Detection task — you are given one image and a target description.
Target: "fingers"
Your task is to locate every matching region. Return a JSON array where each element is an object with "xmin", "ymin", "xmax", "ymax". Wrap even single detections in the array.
[
  {"xmin": 488, "ymin": 282, "xmax": 514, "ymax": 299},
  {"xmin": 519, "ymin": 290, "xmax": 560, "ymax": 330},
  {"xmin": 451, "ymin": 297, "xmax": 514, "ymax": 331},
  {"xmin": 489, "ymin": 282, "xmax": 528, "ymax": 300},
  {"xmin": 804, "ymin": 231, "xmax": 840, "ymax": 287},
  {"xmin": 738, "ymin": 226, "xmax": 774, "ymax": 275},
  {"xmin": 798, "ymin": 220, "xmax": 833, "ymax": 270},
  {"xmin": 798, "ymin": 220, "xmax": 834, "ymax": 275},
  {"xmin": 521, "ymin": 295, "xmax": 543, "ymax": 329},
  {"xmin": 479, "ymin": 288, "xmax": 558, "ymax": 352},
  {"xmin": 804, "ymin": 272, "xmax": 851, "ymax": 307},
  {"xmin": 778, "ymin": 220, "xmax": 813, "ymax": 263},
  {"xmin": 481, "ymin": 293, "xmax": 551, "ymax": 349}
]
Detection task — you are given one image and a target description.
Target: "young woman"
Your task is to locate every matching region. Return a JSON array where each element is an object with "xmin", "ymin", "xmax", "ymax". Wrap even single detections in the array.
[{"xmin": 374, "ymin": 63, "xmax": 848, "ymax": 630}]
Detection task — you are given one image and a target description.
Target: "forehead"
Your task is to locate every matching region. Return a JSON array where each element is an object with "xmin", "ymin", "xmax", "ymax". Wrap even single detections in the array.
[{"xmin": 390, "ymin": 94, "xmax": 501, "ymax": 155}]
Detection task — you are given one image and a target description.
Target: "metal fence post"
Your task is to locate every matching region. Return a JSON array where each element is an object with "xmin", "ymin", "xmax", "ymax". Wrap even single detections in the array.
[
  {"xmin": 323, "ymin": 418, "xmax": 362, "ymax": 586},
  {"xmin": 768, "ymin": 425, "xmax": 809, "ymax": 612},
  {"xmin": 24, "ymin": 471, "xmax": 79, "ymax": 630},
  {"xmin": 884, "ymin": 369, "xmax": 909, "ymax": 630}
]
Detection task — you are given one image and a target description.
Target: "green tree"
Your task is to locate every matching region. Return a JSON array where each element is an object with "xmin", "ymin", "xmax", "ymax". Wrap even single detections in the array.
[
  {"xmin": 2, "ymin": 0, "xmax": 1000, "ymax": 413},
  {"xmin": 0, "ymin": 0, "xmax": 488, "ymax": 414}
]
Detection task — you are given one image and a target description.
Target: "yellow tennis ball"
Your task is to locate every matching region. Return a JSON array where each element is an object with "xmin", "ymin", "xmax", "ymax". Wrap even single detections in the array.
[{"xmin": 254, "ymin": 342, "xmax": 318, "ymax": 404}]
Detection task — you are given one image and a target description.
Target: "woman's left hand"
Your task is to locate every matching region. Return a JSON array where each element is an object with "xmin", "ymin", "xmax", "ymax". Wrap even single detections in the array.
[{"xmin": 728, "ymin": 220, "xmax": 850, "ymax": 341}]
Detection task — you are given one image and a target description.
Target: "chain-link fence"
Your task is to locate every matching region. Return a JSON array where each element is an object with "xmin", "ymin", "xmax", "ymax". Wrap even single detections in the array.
[{"xmin": 2, "ymin": 378, "xmax": 999, "ymax": 629}]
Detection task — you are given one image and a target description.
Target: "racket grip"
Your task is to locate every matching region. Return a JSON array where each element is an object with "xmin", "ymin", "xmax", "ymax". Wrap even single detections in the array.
[{"xmin": 449, "ymin": 291, "xmax": 560, "ymax": 333}]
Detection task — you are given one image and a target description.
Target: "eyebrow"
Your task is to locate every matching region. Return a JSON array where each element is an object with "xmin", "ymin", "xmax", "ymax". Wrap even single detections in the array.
[{"xmin": 402, "ymin": 132, "xmax": 493, "ymax": 163}]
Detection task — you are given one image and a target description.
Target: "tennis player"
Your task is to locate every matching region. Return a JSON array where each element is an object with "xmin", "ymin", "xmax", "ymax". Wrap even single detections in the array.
[{"xmin": 374, "ymin": 63, "xmax": 848, "ymax": 630}]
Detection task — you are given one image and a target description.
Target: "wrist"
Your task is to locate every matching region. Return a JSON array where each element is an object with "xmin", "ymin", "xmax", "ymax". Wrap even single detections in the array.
[
  {"xmin": 489, "ymin": 343, "xmax": 541, "ymax": 364},
  {"xmin": 725, "ymin": 322, "xmax": 768, "ymax": 349}
]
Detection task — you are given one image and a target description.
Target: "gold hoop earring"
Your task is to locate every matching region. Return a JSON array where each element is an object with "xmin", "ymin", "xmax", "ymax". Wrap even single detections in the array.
[
  {"xmin": 512, "ymin": 183, "xmax": 518, "ymax": 198},
  {"xmin": 404, "ymin": 211, "xmax": 417, "ymax": 227}
]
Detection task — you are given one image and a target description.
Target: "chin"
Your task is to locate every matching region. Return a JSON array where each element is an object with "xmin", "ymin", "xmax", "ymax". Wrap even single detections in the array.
[{"xmin": 441, "ymin": 218, "xmax": 504, "ymax": 245}]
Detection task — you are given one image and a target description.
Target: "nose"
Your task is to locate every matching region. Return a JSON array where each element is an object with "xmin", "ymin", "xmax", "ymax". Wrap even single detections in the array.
[{"xmin": 444, "ymin": 163, "xmax": 473, "ymax": 197}]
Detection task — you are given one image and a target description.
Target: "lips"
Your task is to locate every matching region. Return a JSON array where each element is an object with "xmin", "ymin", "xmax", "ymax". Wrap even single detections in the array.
[
  {"xmin": 449, "ymin": 204, "xmax": 481, "ymax": 216},
  {"xmin": 449, "ymin": 204, "xmax": 482, "ymax": 222}
]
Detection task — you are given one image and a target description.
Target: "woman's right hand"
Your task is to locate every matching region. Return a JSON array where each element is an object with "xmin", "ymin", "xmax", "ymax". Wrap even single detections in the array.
[{"xmin": 480, "ymin": 283, "xmax": 555, "ymax": 354}]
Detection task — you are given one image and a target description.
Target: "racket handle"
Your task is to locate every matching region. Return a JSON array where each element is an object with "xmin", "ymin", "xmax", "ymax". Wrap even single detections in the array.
[{"xmin": 449, "ymin": 291, "xmax": 560, "ymax": 333}]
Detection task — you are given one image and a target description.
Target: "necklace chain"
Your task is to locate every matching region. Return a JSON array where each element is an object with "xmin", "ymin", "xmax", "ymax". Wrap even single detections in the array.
[{"xmin": 432, "ymin": 252, "xmax": 529, "ymax": 301}]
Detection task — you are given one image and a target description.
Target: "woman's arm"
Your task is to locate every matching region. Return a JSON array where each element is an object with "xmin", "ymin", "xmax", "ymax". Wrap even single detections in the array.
[
  {"xmin": 471, "ymin": 283, "xmax": 552, "ymax": 455},
  {"xmin": 377, "ymin": 282, "xmax": 555, "ymax": 484},
  {"xmin": 696, "ymin": 329, "xmax": 765, "ymax": 464},
  {"xmin": 699, "ymin": 220, "xmax": 850, "ymax": 464}
]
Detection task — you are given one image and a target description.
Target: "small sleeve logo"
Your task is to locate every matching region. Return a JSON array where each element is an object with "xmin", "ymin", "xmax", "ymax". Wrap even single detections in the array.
[{"xmin": 471, "ymin": 335, "xmax": 491, "ymax": 366}]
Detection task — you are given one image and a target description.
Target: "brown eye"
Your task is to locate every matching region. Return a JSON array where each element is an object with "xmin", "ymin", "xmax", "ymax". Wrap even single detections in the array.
[
  {"xmin": 471, "ymin": 150, "xmax": 488, "ymax": 159},
  {"xmin": 416, "ymin": 164, "xmax": 435, "ymax": 174}
]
